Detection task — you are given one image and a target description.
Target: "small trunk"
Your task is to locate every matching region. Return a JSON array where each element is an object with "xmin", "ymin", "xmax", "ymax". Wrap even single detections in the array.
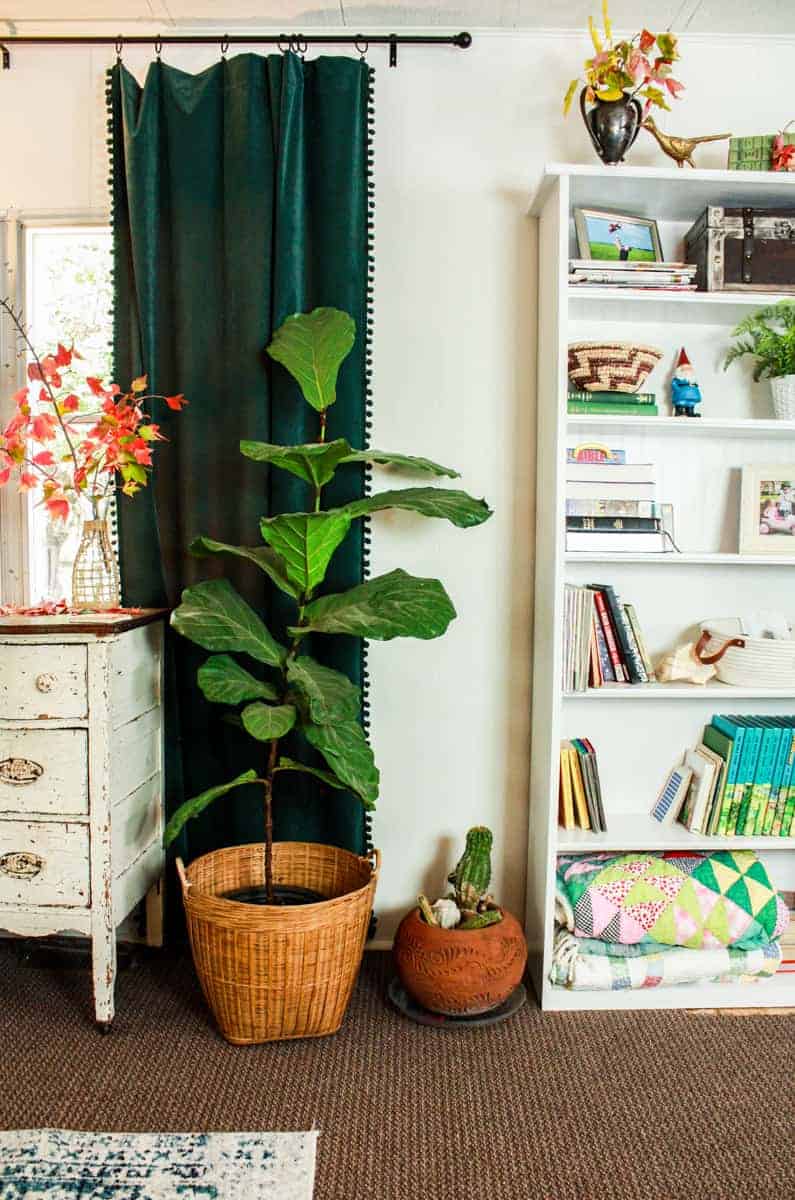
[{"xmin": 263, "ymin": 737, "xmax": 280, "ymax": 903}]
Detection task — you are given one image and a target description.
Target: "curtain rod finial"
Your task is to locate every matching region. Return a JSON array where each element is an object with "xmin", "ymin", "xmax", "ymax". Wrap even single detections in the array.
[
  {"xmin": 455, "ymin": 32, "xmax": 472, "ymax": 49},
  {"xmin": 1, "ymin": 44, "xmax": 10, "ymax": 69}
]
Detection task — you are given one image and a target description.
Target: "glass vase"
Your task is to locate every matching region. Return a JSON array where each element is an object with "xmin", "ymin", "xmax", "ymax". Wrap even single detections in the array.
[{"xmin": 71, "ymin": 518, "xmax": 120, "ymax": 609}]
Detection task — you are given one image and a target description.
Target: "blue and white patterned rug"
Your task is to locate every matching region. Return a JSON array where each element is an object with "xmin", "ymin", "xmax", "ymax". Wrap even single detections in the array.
[{"xmin": 0, "ymin": 1129, "xmax": 317, "ymax": 1198}]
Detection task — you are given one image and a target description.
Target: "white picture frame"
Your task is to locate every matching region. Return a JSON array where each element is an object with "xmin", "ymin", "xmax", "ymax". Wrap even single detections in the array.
[{"xmin": 739, "ymin": 463, "xmax": 795, "ymax": 556}]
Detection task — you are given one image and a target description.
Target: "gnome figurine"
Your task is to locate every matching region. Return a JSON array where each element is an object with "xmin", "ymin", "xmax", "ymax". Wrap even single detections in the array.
[{"xmin": 671, "ymin": 347, "xmax": 702, "ymax": 417}]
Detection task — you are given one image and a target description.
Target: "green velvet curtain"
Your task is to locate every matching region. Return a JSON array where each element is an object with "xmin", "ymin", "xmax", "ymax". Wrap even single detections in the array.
[{"xmin": 108, "ymin": 53, "xmax": 373, "ymax": 871}]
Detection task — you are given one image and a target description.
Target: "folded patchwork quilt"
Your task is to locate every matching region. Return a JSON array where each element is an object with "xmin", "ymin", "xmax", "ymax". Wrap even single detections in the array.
[
  {"xmin": 556, "ymin": 850, "xmax": 790, "ymax": 950},
  {"xmin": 550, "ymin": 927, "xmax": 782, "ymax": 991}
]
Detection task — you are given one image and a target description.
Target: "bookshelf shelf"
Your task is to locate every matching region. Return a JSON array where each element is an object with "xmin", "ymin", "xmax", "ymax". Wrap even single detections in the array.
[
  {"xmin": 564, "ymin": 683, "xmax": 795, "ymax": 700},
  {"xmin": 565, "ymin": 552, "xmax": 795, "ymax": 566},
  {"xmin": 528, "ymin": 163, "xmax": 795, "ymax": 1013},
  {"xmin": 567, "ymin": 416, "xmax": 795, "ymax": 438},
  {"xmin": 557, "ymin": 815, "xmax": 795, "ymax": 853}
]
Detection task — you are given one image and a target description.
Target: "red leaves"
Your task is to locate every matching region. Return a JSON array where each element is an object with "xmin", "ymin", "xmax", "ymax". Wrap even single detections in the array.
[
  {"xmin": 165, "ymin": 393, "xmax": 188, "ymax": 411},
  {"xmin": 31, "ymin": 412, "xmax": 58, "ymax": 441},
  {"xmin": 86, "ymin": 376, "xmax": 105, "ymax": 396},
  {"xmin": 60, "ymin": 394, "xmax": 80, "ymax": 413},
  {"xmin": 638, "ymin": 29, "xmax": 656, "ymax": 53},
  {"xmin": 0, "ymin": 465, "xmax": 11, "ymax": 487},
  {"xmin": 772, "ymin": 132, "xmax": 795, "ymax": 171},
  {"xmin": 32, "ymin": 450, "xmax": 56, "ymax": 467},
  {"xmin": 44, "ymin": 492, "xmax": 70, "ymax": 522},
  {"xmin": 54, "ymin": 343, "xmax": 73, "ymax": 368}
]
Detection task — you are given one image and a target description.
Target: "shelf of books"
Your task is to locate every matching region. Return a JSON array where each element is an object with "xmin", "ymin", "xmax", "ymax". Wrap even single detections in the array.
[{"xmin": 528, "ymin": 163, "xmax": 795, "ymax": 1012}]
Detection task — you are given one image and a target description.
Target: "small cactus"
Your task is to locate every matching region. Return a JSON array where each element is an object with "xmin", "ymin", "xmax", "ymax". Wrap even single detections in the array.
[
  {"xmin": 459, "ymin": 908, "xmax": 503, "ymax": 931},
  {"xmin": 448, "ymin": 826, "xmax": 494, "ymax": 912}
]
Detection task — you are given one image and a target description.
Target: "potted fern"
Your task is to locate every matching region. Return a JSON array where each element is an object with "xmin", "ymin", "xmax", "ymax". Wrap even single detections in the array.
[
  {"xmin": 164, "ymin": 307, "xmax": 491, "ymax": 1044},
  {"xmin": 724, "ymin": 300, "xmax": 795, "ymax": 419}
]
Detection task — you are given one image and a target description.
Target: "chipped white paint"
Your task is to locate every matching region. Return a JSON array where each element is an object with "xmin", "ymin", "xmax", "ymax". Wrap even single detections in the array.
[
  {"xmin": 0, "ymin": 728, "xmax": 88, "ymax": 817},
  {"xmin": 0, "ymin": 644, "xmax": 88, "ymax": 720},
  {"xmin": 0, "ymin": 616, "xmax": 166, "ymax": 1027}
]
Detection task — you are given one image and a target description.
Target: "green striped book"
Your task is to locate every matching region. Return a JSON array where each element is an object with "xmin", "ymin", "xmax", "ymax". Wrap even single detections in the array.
[{"xmin": 567, "ymin": 401, "xmax": 659, "ymax": 416}]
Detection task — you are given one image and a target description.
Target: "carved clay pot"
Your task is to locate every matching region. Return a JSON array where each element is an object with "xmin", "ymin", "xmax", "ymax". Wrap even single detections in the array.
[{"xmin": 393, "ymin": 906, "xmax": 527, "ymax": 1016}]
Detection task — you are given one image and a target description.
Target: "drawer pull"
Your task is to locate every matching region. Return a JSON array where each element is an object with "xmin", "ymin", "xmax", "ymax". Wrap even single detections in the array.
[
  {"xmin": 0, "ymin": 851, "xmax": 44, "ymax": 878},
  {"xmin": 0, "ymin": 757, "xmax": 44, "ymax": 785},
  {"xmin": 35, "ymin": 673, "xmax": 57, "ymax": 694}
]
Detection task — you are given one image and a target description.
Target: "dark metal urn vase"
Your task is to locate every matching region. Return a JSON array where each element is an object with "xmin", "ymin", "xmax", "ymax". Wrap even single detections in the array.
[{"xmin": 580, "ymin": 89, "xmax": 642, "ymax": 165}]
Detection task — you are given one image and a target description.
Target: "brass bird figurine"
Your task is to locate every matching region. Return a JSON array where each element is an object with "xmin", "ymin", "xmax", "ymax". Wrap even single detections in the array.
[{"xmin": 642, "ymin": 116, "xmax": 732, "ymax": 168}]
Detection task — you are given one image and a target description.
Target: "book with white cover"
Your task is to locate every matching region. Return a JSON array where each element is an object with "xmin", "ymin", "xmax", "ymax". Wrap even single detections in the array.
[
  {"xmin": 682, "ymin": 746, "xmax": 720, "ymax": 834},
  {"xmin": 566, "ymin": 462, "xmax": 656, "ymax": 484},
  {"xmin": 566, "ymin": 530, "xmax": 668, "ymax": 553}
]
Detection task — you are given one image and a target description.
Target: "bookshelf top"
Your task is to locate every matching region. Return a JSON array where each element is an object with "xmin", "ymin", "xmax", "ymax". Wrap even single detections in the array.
[{"xmin": 529, "ymin": 161, "xmax": 795, "ymax": 221}]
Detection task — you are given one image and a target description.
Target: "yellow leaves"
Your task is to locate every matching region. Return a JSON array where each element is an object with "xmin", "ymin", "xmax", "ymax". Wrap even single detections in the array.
[
  {"xmin": 602, "ymin": 0, "xmax": 612, "ymax": 42},
  {"xmin": 131, "ymin": 374, "xmax": 148, "ymax": 394},
  {"xmin": 588, "ymin": 15, "xmax": 602, "ymax": 53},
  {"xmin": 595, "ymin": 86, "xmax": 623, "ymax": 101},
  {"xmin": 563, "ymin": 78, "xmax": 579, "ymax": 115}
]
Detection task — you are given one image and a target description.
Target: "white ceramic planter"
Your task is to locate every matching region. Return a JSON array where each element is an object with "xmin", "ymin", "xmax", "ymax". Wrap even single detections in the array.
[{"xmin": 770, "ymin": 373, "xmax": 795, "ymax": 420}]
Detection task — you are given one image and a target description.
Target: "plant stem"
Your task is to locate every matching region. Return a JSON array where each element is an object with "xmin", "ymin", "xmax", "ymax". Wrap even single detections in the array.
[{"xmin": 263, "ymin": 735, "xmax": 280, "ymax": 903}]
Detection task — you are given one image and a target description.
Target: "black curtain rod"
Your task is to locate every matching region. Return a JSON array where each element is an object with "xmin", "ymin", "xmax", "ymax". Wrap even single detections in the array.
[{"xmin": 0, "ymin": 31, "xmax": 472, "ymax": 70}]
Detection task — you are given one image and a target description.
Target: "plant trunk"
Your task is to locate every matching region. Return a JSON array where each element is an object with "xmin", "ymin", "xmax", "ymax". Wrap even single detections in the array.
[{"xmin": 263, "ymin": 738, "xmax": 280, "ymax": 902}]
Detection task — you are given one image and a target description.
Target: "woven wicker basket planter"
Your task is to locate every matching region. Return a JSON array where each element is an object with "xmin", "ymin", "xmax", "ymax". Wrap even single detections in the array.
[{"xmin": 176, "ymin": 842, "xmax": 379, "ymax": 1045}]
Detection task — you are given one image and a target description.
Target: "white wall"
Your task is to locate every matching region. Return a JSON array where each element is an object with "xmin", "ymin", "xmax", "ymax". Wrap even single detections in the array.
[{"xmin": 3, "ymin": 29, "xmax": 795, "ymax": 941}]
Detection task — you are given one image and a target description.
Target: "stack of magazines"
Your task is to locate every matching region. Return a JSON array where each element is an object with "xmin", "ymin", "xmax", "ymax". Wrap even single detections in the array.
[{"xmin": 569, "ymin": 258, "xmax": 698, "ymax": 292}]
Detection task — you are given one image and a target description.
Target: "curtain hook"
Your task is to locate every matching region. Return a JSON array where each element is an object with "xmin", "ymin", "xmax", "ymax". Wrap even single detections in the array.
[
  {"xmin": 220, "ymin": 34, "xmax": 229, "ymax": 59},
  {"xmin": 355, "ymin": 36, "xmax": 369, "ymax": 60},
  {"xmin": 154, "ymin": 35, "xmax": 163, "ymax": 61},
  {"xmin": 115, "ymin": 35, "xmax": 123, "ymax": 65},
  {"xmin": 294, "ymin": 35, "xmax": 307, "ymax": 58},
  {"xmin": 278, "ymin": 35, "xmax": 290, "ymax": 55}
]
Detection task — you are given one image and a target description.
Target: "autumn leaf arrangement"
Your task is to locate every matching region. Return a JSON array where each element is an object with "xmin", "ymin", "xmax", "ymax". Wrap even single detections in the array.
[
  {"xmin": 563, "ymin": 2, "xmax": 683, "ymax": 117},
  {"xmin": 0, "ymin": 296, "xmax": 186, "ymax": 524},
  {"xmin": 163, "ymin": 307, "xmax": 492, "ymax": 903}
]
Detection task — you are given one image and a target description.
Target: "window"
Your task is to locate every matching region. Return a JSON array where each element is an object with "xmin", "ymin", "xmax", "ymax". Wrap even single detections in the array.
[{"xmin": 0, "ymin": 217, "xmax": 112, "ymax": 604}]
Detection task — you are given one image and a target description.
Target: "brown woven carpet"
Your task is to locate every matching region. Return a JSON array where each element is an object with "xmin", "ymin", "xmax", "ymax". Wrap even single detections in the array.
[{"xmin": 0, "ymin": 943, "xmax": 792, "ymax": 1200}]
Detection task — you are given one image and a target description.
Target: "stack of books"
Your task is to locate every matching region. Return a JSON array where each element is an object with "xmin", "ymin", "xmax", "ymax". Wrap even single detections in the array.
[
  {"xmin": 559, "ymin": 738, "xmax": 607, "ymax": 832},
  {"xmin": 562, "ymin": 582, "xmax": 655, "ymax": 691},
  {"xmin": 654, "ymin": 715, "xmax": 795, "ymax": 837},
  {"xmin": 566, "ymin": 449, "xmax": 667, "ymax": 553},
  {"xmin": 569, "ymin": 258, "xmax": 698, "ymax": 292},
  {"xmin": 568, "ymin": 389, "xmax": 658, "ymax": 417}
]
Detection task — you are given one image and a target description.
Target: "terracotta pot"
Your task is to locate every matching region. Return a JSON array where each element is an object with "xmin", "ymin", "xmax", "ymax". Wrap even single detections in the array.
[{"xmin": 393, "ymin": 906, "xmax": 527, "ymax": 1016}]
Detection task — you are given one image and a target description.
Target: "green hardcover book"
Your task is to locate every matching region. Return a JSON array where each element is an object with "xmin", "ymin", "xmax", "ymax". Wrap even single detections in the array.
[
  {"xmin": 742, "ymin": 721, "xmax": 781, "ymax": 836},
  {"xmin": 728, "ymin": 717, "xmax": 763, "ymax": 835},
  {"xmin": 775, "ymin": 731, "xmax": 795, "ymax": 837},
  {"xmin": 567, "ymin": 400, "xmax": 660, "ymax": 416},
  {"xmin": 760, "ymin": 720, "xmax": 792, "ymax": 835},
  {"xmin": 568, "ymin": 390, "xmax": 657, "ymax": 405},
  {"xmin": 702, "ymin": 722, "xmax": 739, "ymax": 835}
]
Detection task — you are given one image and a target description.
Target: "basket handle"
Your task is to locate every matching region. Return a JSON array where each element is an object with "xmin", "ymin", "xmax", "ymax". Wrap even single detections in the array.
[
  {"xmin": 694, "ymin": 629, "xmax": 746, "ymax": 665},
  {"xmin": 175, "ymin": 856, "xmax": 191, "ymax": 895},
  {"xmin": 363, "ymin": 847, "xmax": 381, "ymax": 880}
]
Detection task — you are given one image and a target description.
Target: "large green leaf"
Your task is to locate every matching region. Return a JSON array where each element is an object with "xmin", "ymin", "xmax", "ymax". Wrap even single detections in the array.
[
  {"xmin": 171, "ymin": 579, "xmax": 286, "ymax": 666},
  {"xmin": 342, "ymin": 487, "xmax": 492, "ymax": 529},
  {"xmin": 291, "ymin": 568, "xmax": 456, "ymax": 641},
  {"xmin": 239, "ymin": 438, "xmax": 353, "ymax": 487},
  {"xmin": 341, "ymin": 449, "xmax": 459, "ymax": 478},
  {"xmin": 241, "ymin": 702, "xmax": 297, "ymax": 741},
  {"xmin": 303, "ymin": 719, "xmax": 379, "ymax": 809},
  {"xmin": 189, "ymin": 536, "xmax": 297, "ymax": 598},
  {"xmin": 266, "ymin": 307, "xmax": 355, "ymax": 412},
  {"xmin": 197, "ymin": 655, "xmax": 278, "ymax": 705},
  {"xmin": 286, "ymin": 655, "xmax": 360, "ymax": 724},
  {"xmin": 163, "ymin": 769, "xmax": 258, "ymax": 848},
  {"xmin": 260, "ymin": 511, "xmax": 351, "ymax": 593},
  {"xmin": 274, "ymin": 756, "xmax": 348, "ymax": 790}
]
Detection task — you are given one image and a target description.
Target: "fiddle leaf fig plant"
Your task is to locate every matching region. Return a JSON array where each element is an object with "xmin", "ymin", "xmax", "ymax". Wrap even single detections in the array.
[{"xmin": 164, "ymin": 306, "xmax": 492, "ymax": 902}]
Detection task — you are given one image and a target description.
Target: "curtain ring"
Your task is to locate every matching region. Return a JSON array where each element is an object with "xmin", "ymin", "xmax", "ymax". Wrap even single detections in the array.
[
  {"xmin": 220, "ymin": 34, "xmax": 229, "ymax": 59},
  {"xmin": 355, "ymin": 36, "xmax": 368, "ymax": 60},
  {"xmin": 115, "ymin": 35, "xmax": 123, "ymax": 64},
  {"xmin": 154, "ymin": 35, "xmax": 163, "ymax": 60},
  {"xmin": 278, "ymin": 35, "xmax": 290, "ymax": 54},
  {"xmin": 293, "ymin": 35, "xmax": 307, "ymax": 58}
]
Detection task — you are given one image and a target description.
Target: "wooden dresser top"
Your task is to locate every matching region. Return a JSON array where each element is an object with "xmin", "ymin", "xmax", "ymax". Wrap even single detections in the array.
[{"xmin": 0, "ymin": 609, "xmax": 169, "ymax": 637}]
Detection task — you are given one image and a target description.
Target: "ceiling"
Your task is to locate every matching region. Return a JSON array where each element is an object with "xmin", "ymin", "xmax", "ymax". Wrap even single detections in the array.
[{"xmin": 1, "ymin": 1, "xmax": 794, "ymax": 36}]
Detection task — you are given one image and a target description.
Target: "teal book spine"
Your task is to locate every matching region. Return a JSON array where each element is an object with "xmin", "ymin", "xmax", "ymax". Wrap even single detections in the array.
[
  {"xmin": 711, "ymin": 716, "xmax": 745, "ymax": 836},
  {"xmin": 761, "ymin": 722, "xmax": 792, "ymax": 835},
  {"xmin": 731, "ymin": 718, "xmax": 763, "ymax": 836},
  {"xmin": 776, "ymin": 733, "xmax": 795, "ymax": 837},
  {"xmin": 744, "ymin": 723, "xmax": 780, "ymax": 836}
]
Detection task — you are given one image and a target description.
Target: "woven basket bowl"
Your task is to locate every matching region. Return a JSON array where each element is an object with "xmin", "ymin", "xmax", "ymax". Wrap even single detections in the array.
[
  {"xmin": 177, "ymin": 842, "xmax": 379, "ymax": 1044},
  {"xmin": 568, "ymin": 341, "xmax": 663, "ymax": 393}
]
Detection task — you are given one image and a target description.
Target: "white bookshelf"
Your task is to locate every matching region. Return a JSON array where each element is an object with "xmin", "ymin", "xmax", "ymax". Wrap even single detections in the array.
[{"xmin": 527, "ymin": 163, "xmax": 795, "ymax": 1012}]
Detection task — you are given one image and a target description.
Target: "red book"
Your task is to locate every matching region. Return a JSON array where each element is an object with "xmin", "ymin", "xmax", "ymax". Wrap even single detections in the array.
[{"xmin": 591, "ymin": 588, "xmax": 627, "ymax": 682}]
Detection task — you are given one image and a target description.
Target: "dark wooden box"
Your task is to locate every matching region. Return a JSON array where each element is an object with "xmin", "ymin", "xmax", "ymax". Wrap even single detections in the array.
[{"xmin": 684, "ymin": 206, "xmax": 795, "ymax": 293}]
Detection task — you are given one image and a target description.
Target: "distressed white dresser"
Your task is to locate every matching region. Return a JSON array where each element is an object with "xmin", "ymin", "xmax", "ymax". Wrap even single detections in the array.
[{"xmin": 0, "ymin": 610, "xmax": 167, "ymax": 1030}]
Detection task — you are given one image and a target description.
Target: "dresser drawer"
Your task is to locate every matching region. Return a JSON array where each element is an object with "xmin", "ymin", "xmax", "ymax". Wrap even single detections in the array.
[
  {"xmin": 0, "ymin": 644, "xmax": 88, "ymax": 720},
  {"xmin": 0, "ymin": 729, "xmax": 88, "ymax": 817},
  {"xmin": 0, "ymin": 819, "xmax": 90, "ymax": 907}
]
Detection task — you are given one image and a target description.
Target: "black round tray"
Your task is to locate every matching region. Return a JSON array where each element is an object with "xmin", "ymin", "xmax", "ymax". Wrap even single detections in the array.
[{"xmin": 387, "ymin": 976, "xmax": 527, "ymax": 1029}]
